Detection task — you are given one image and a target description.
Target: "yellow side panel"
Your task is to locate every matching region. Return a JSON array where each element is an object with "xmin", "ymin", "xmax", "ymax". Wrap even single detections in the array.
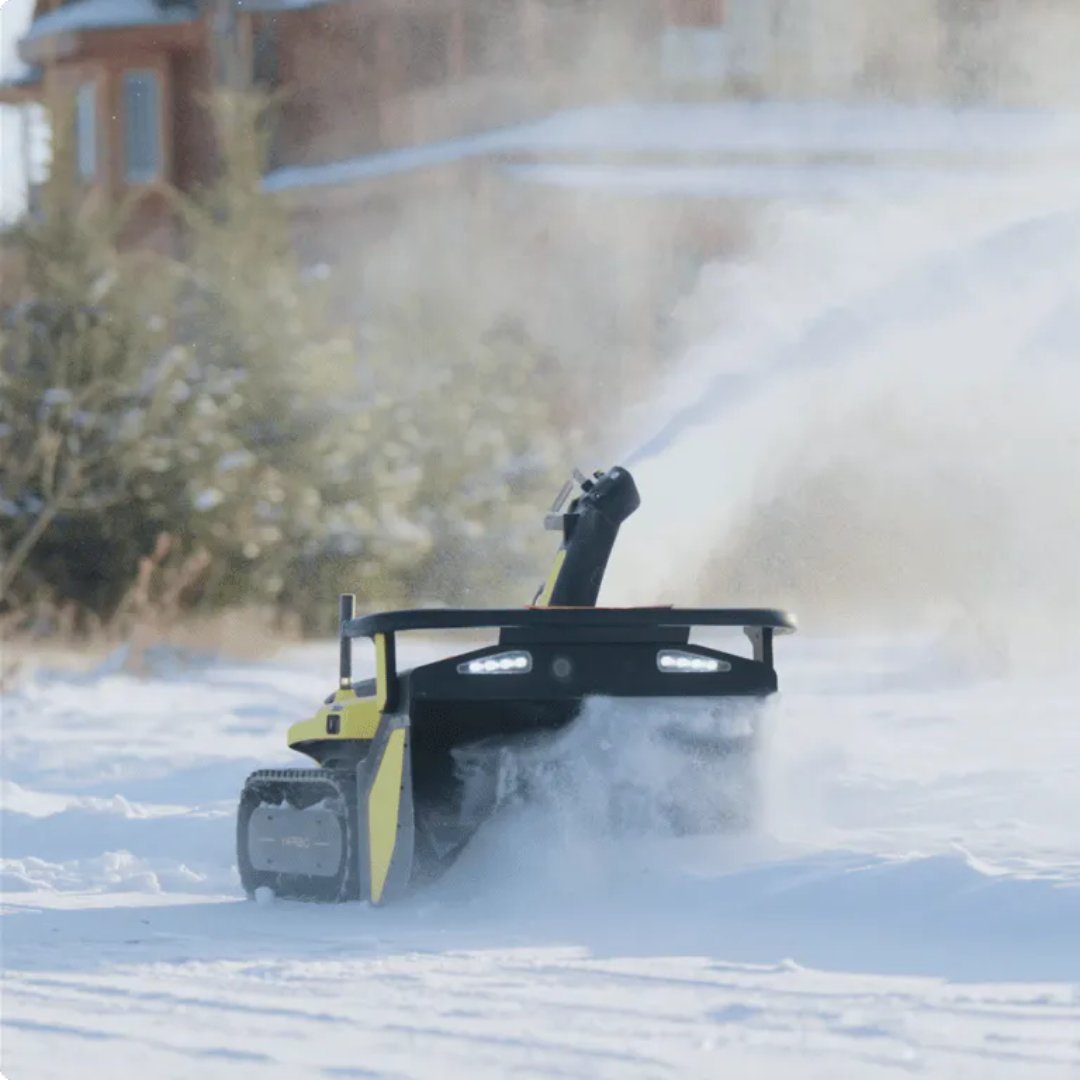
[
  {"xmin": 536, "ymin": 548, "xmax": 567, "ymax": 607},
  {"xmin": 287, "ymin": 690, "xmax": 380, "ymax": 748},
  {"xmin": 367, "ymin": 727, "xmax": 406, "ymax": 903}
]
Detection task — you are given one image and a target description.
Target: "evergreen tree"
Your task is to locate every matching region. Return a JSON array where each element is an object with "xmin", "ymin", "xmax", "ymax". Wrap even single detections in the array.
[{"xmin": 0, "ymin": 111, "xmax": 180, "ymax": 619}]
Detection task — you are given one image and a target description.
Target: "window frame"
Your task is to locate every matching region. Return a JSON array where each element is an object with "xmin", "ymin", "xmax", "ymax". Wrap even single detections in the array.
[{"xmin": 74, "ymin": 79, "xmax": 97, "ymax": 181}]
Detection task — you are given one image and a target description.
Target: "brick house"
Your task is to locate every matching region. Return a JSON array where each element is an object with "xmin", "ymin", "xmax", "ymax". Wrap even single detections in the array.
[
  {"xmin": 0, "ymin": 1, "xmax": 668, "ymax": 237},
  {"xmin": 6, "ymin": 0, "xmax": 1068, "ymax": 234},
  {"xmin": 2, "ymin": 0, "xmax": 1076, "ymax": 281},
  {"xmin": 3, "ymin": 0, "xmax": 1076, "ymax": 381}
]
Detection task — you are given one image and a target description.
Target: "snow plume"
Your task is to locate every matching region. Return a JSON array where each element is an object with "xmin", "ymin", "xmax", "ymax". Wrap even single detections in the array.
[
  {"xmin": 604, "ymin": 172, "xmax": 1080, "ymax": 671},
  {"xmin": 445, "ymin": 695, "xmax": 775, "ymax": 902}
]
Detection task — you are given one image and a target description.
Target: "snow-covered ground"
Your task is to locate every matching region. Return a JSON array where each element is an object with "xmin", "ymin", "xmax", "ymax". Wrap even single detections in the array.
[{"xmin": 2, "ymin": 633, "xmax": 1079, "ymax": 1079}]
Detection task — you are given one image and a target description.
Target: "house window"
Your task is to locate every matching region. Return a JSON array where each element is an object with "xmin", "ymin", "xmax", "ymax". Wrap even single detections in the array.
[
  {"xmin": 75, "ymin": 81, "xmax": 96, "ymax": 180},
  {"xmin": 122, "ymin": 70, "xmax": 162, "ymax": 183},
  {"xmin": 253, "ymin": 16, "xmax": 280, "ymax": 88}
]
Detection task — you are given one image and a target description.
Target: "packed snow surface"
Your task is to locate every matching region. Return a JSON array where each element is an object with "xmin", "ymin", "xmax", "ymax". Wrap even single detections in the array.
[{"xmin": 2, "ymin": 635, "xmax": 1079, "ymax": 1078}]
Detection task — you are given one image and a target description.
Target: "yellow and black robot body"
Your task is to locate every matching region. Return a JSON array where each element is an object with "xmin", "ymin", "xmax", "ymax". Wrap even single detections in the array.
[{"xmin": 237, "ymin": 466, "xmax": 796, "ymax": 904}]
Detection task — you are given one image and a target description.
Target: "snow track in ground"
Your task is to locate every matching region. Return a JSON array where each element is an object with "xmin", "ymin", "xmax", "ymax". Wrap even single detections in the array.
[{"xmin": 2, "ymin": 637, "xmax": 1079, "ymax": 1078}]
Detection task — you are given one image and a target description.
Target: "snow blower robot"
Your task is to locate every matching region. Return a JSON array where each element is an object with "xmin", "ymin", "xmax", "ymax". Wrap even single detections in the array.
[{"xmin": 237, "ymin": 466, "xmax": 795, "ymax": 903}]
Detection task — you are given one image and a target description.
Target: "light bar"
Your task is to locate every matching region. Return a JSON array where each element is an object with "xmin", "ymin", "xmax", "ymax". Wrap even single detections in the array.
[
  {"xmin": 657, "ymin": 650, "xmax": 731, "ymax": 674},
  {"xmin": 458, "ymin": 651, "xmax": 533, "ymax": 675}
]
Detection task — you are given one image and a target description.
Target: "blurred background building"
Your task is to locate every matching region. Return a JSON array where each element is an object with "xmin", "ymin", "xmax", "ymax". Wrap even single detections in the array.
[
  {"xmin": 3, "ymin": 0, "xmax": 1078, "ymax": 233},
  {"xmin": 3, "ymin": 0, "xmax": 1078, "ymax": 426}
]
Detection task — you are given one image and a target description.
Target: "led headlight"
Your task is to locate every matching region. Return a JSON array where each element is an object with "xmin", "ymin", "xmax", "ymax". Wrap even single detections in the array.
[
  {"xmin": 657, "ymin": 650, "xmax": 731, "ymax": 674},
  {"xmin": 458, "ymin": 651, "xmax": 533, "ymax": 675}
]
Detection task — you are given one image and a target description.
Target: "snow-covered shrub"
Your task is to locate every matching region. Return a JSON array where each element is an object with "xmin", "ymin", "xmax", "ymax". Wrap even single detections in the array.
[{"xmin": 0, "ymin": 119, "xmax": 182, "ymax": 623}]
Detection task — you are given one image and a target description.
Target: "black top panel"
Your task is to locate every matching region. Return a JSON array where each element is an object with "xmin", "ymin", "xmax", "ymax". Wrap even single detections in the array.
[{"xmin": 347, "ymin": 607, "xmax": 796, "ymax": 639}]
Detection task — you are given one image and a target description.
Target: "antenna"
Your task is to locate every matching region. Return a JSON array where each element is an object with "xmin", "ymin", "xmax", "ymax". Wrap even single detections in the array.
[{"xmin": 549, "ymin": 478, "xmax": 574, "ymax": 514}]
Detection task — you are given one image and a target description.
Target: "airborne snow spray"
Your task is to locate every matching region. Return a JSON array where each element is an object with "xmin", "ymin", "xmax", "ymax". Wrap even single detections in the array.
[{"xmin": 606, "ymin": 180, "xmax": 1080, "ymax": 672}]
